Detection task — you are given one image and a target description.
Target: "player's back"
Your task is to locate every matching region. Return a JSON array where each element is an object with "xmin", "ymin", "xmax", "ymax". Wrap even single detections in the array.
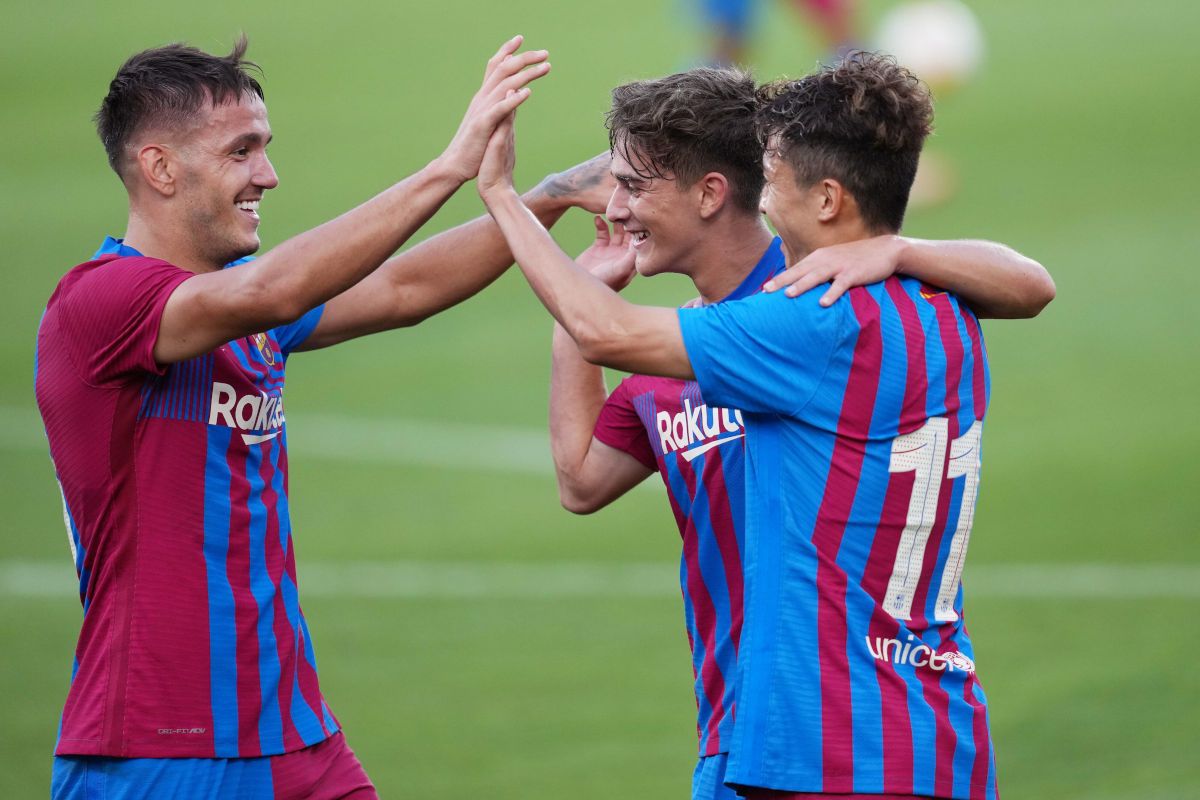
[
  {"xmin": 678, "ymin": 274, "xmax": 994, "ymax": 798},
  {"xmin": 739, "ymin": 276, "xmax": 992, "ymax": 798}
]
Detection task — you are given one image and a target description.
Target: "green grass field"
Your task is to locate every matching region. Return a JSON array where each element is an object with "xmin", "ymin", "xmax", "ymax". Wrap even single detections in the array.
[{"xmin": 2, "ymin": 0, "xmax": 1198, "ymax": 796}]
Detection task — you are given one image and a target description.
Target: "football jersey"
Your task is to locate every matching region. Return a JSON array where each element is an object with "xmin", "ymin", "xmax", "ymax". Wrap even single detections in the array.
[
  {"xmin": 593, "ymin": 238, "xmax": 784, "ymax": 756},
  {"xmin": 679, "ymin": 277, "xmax": 995, "ymax": 799},
  {"xmin": 36, "ymin": 239, "xmax": 332, "ymax": 758}
]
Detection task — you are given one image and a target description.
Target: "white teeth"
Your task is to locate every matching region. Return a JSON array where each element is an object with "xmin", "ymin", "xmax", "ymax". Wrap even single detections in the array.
[{"xmin": 235, "ymin": 200, "xmax": 259, "ymax": 211}]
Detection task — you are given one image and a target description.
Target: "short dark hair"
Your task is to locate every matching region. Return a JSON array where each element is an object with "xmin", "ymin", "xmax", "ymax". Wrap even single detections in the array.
[
  {"xmin": 755, "ymin": 52, "xmax": 933, "ymax": 232},
  {"xmin": 95, "ymin": 36, "xmax": 264, "ymax": 177},
  {"xmin": 606, "ymin": 68, "xmax": 764, "ymax": 213}
]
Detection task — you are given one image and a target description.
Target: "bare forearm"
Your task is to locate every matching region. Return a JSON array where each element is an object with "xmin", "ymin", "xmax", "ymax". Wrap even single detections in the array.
[
  {"xmin": 374, "ymin": 184, "xmax": 570, "ymax": 325},
  {"xmin": 897, "ymin": 237, "xmax": 1055, "ymax": 319},
  {"xmin": 251, "ymin": 159, "xmax": 464, "ymax": 322},
  {"xmin": 550, "ymin": 323, "xmax": 609, "ymax": 488},
  {"xmin": 486, "ymin": 190, "xmax": 692, "ymax": 377}
]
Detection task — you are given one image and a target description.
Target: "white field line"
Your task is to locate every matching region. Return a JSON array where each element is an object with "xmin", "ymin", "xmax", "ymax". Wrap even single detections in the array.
[
  {"xmin": 2, "ymin": 405, "xmax": 656, "ymax": 489},
  {"xmin": 2, "ymin": 404, "xmax": 554, "ymax": 474},
  {"xmin": 3, "ymin": 560, "xmax": 1199, "ymax": 600}
]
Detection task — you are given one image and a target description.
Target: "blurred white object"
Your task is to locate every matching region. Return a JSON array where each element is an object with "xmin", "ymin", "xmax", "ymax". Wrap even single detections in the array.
[{"xmin": 875, "ymin": 0, "xmax": 985, "ymax": 92}]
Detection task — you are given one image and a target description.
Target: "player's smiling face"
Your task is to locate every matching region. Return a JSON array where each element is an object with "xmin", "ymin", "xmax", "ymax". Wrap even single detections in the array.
[
  {"xmin": 605, "ymin": 144, "xmax": 702, "ymax": 279},
  {"xmin": 176, "ymin": 94, "xmax": 278, "ymax": 267}
]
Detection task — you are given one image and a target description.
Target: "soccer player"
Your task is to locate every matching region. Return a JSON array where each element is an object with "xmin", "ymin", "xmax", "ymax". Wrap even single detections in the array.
[
  {"xmin": 482, "ymin": 54, "xmax": 1036, "ymax": 799},
  {"xmin": 35, "ymin": 36, "xmax": 608, "ymax": 799},
  {"xmin": 551, "ymin": 67, "xmax": 1050, "ymax": 800}
]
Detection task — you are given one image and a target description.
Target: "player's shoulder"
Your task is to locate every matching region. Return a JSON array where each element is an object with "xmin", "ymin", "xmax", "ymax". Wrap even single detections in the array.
[{"xmin": 58, "ymin": 254, "xmax": 183, "ymax": 290}]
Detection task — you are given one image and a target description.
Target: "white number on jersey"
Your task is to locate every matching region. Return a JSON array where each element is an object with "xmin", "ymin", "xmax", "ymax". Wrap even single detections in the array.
[{"xmin": 883, "ymin": 417, "xmax": 983, "ymax": 622}]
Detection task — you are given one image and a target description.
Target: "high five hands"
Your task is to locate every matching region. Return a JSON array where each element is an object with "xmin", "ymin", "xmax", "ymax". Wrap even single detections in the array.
[{"xmin": 440, "ymin": 36, "xmax": 550, "ymax": 185}]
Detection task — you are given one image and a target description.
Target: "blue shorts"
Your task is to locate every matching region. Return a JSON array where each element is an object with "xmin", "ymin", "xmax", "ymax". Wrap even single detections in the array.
[
  {"xmin": 693, "ymin": 753, "xmax": 745, "ymax": 800},
  {"xmin": 51, "ymin": 731, "xmax": 376, "ymax": 800}
]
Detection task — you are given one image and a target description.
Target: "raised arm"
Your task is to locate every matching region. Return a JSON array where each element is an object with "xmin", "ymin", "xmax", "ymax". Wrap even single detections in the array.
[
  {"xmin": 298, "ymin": 153, "xmax": 614, "ymax": 350},
  {"xmin": 477, "ymin": 112, "xmax": 691, "ymax": 379},
  {"xmin": 154, "ymin": 37, "xmax": 550, "ymax": 364},
  {"xmin": 549, "ymin": 218, "xmax": 653, "ymax": 513},
  {"xmin": 762, "ymin": 234, "xmax": 1056, "ymax": 318}
]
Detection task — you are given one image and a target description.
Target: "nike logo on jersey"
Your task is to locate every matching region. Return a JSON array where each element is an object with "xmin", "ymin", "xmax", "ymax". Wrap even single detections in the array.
[{"xmin": 679, "ymin": 433, "xmax": 745, "ymax": 462}]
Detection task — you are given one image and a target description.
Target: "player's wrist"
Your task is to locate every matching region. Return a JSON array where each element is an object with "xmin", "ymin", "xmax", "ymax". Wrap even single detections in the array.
[
  {"xmin": 890, "ymin": 234, "xmax": 920, "ymax": 276},
  {"xmin": 479, "ymin": 182, "xmax": 521, "ymax": 211},
  {"xmin": 427, "ymin": 152, "xmax": 473, "ymax": 189}
]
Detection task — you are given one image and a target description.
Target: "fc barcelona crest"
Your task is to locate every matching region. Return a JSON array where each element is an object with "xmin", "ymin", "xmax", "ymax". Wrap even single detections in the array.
[{"xmin": 252, "ymin": 332, "xmax": 276, "ymax": 366}]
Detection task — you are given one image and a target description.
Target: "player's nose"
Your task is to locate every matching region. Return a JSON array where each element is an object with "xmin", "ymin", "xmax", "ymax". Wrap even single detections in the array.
[
  {"xmin": 606, "ymin": 185, "xmax": 629, "ymax": 222},
  {"xmin": 256, "ymin": 153, "xmax": 280, "ymax": 190}
]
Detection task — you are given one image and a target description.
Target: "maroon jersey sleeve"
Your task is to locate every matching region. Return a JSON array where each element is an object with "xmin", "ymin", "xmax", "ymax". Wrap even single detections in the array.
[
  {"xmin": 55, "ymin": 256, "xmax": 193, "ymax": 385},
  {"xmin": 593, "ymin": 377, "xmax": 658, "ymax": 470}
]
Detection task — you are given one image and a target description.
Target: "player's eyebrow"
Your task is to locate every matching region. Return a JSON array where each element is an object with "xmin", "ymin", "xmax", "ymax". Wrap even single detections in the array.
[
  {"xmin": 224, "ymin": 131, "xmax": 273, "ymax": 151},
  {"xmin": 613, "ymin": 171, "xmax": 648, "ymax": 189}
]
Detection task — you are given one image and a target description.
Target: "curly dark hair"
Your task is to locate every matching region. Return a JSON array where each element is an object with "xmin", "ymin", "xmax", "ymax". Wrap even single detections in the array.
[
  {"xmin": 96, "ymin": 35, "xmax": 264, "ymax": 178},
  {"xmin": 755, "ymin": 52, "xmax": 933, "ymax": 232},
  {"xmin": 606, "ymin": 68, "xmax": 764, "ymax": 213}
]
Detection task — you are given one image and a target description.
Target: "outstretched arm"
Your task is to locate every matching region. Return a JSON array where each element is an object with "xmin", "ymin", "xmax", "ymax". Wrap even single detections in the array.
[
  {"xmin": 763, "ymin": 234, "xmax": 1055, "ymax": 318},
  {"xmin": 299, "ymin": 154, "xmax": 614, "ymax": 350},
  {"xmin": 478, "ymin": 113, "xmax": 691, "ymax": 379},
  {"xmin": 549, "ymin": 218, "xmax": 653, "ymax": 513},
  {"xmin": 154, "ymin": 37, "xmax": 549, "ymax": 364}
]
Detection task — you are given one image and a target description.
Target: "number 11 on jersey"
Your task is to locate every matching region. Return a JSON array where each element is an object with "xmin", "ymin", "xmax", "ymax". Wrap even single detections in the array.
[{"xmin": 882, "ymin": 417, "xmax": 983, "ymax": 623}]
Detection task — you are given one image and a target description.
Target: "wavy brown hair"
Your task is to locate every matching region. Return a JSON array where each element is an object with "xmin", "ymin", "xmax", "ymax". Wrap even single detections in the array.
[
  {"xmin": 96, "ymin": 35, "xmax": 264, "ymax": 178},
  {"xmin": 606, "ymin": 68, "xmax": 764, "ymax": 213},
  {"xmin": 756, "ymin": 52, "xmax": 933, "ymax": 232}
]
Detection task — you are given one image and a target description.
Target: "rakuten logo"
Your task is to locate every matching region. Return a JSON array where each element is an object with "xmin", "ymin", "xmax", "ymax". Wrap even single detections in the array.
[
  {"xmin": 656, "ymin": 399, "xmax": 745, "ymax": 462},
  {"xmin": 866, "ymin": 634, "xmax": 976, "ymax": 674},
  {"xmin": 208, "ymin": 382, "xmax": 285, "ymax": 444}
]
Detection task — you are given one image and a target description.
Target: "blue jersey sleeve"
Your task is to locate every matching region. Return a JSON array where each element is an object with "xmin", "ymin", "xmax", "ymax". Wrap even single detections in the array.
[
  {"xmin": 677, "ymin": 287, "xmax": 846, "ymax": 416},
  {"xmin": 271, "ymin": 304, "xmax": 325, "ymax": 356}
]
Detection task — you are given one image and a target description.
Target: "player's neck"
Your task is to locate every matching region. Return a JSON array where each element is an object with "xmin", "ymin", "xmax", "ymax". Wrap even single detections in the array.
[
  {"xmin": 124, "ymin": 211, "xmax": 223, "ymax": 274},
  {"xmin": 789, "ymin": 220, "xmax": 882, "ymax": 263},
  {"xmin": 690, "ymin": 217, "xmax": 775, "ymax": 304}
]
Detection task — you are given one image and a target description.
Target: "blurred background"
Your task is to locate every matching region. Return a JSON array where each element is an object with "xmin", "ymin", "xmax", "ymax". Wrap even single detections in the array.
[{"xmin": 1, "ymin": 0, "xmax": 1197, "ymax": 796}]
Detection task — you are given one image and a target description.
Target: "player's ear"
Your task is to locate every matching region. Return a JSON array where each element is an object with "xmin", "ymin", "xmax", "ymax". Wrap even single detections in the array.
[
  {"xmin": 816, "ymin": 178, "xmax": 845, "ymax": 223},
  {"xmin": 136, "ymin": 144, "xmax": 178, "ymax": 197},
  {"xmin": 696, "ymin": 171, "xmax": 729, "ymax": 220}
]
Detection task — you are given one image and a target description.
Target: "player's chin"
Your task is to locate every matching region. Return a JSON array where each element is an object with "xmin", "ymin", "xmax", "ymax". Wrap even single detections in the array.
[{"xmin": 633, "ymin": 252, "xmax": 662, "ymax": 278}]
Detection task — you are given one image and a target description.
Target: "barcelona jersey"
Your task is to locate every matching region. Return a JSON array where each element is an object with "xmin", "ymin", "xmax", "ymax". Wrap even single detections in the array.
[
  {"xmin": 593, "ymin": 239, "xmax": 784, "ymax": 757},
  {"xmin": 679, "ymin": 276, "xmax": 995, "ymax": 799},
  {"xmin": 35, "ymin": 239, "xmax": 332, "ymax": 758}
]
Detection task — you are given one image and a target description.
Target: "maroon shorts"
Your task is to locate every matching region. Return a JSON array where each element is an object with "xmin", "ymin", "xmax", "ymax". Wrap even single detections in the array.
[{"xmin": 270, "ymin": 731, "xmax": 377, "ymax": 800}]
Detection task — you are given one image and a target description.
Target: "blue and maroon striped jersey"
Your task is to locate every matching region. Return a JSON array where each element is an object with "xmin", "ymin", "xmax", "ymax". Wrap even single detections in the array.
[
  {"xmin": 35, "ymin": 240, "xmax": 332, "ymax": 758},
  {"xmin": 592, "ymin": 239, "xmax": 784, "ymax": 757},
  {"xmin": 679, "ymin": 277, "xmax": 995, "ymax": 799}
]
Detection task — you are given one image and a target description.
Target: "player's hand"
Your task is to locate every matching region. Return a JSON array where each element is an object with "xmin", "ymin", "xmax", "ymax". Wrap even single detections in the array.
[
  {"xmin": 763, "ymin": 234, "xmax": 906, "ymax": 305},
  {"xmin": 535, "ymin": 152, "xmax": 617, "ymax": 215},
  {"xmin": 438, "ymin": 36, "xmax": 549, "ymax": 184},
  {"xmin": 477, "ymin": 104, "xmax": 518, "ymax": 201},
  {"xmin": 576, "ymin": 216, "xmax": 636, "ymax": 290}
]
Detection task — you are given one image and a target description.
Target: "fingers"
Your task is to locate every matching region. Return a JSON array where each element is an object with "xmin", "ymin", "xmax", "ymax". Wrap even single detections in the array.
[
  {"xmin": 819, "ymin": 277, "xmax": 849, "ymax": 307},
  {"xmin": 592, "ymin": 215, "xmax": 611, "ymax": 245},
  {"xmin": 486, "ymin": 48, "xmax": 549, "ymax": 93},
  {"xmin": 496, "ymin": 60, "xmax": 550, "ymax": 98},
  {"xmin": 783, "ymin": 269, "xmax": 827, "ymax": 297},
  {"xmin": 492, "ymin": 84, "xmax": 533, "ymax": 119},
  {"xmin": 611, "ymin": 222, "xmax": 628, "ymax": 248},
  {"xmin": 484, "ymin": 35, "xmax": 525, "ymax": 79}
]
